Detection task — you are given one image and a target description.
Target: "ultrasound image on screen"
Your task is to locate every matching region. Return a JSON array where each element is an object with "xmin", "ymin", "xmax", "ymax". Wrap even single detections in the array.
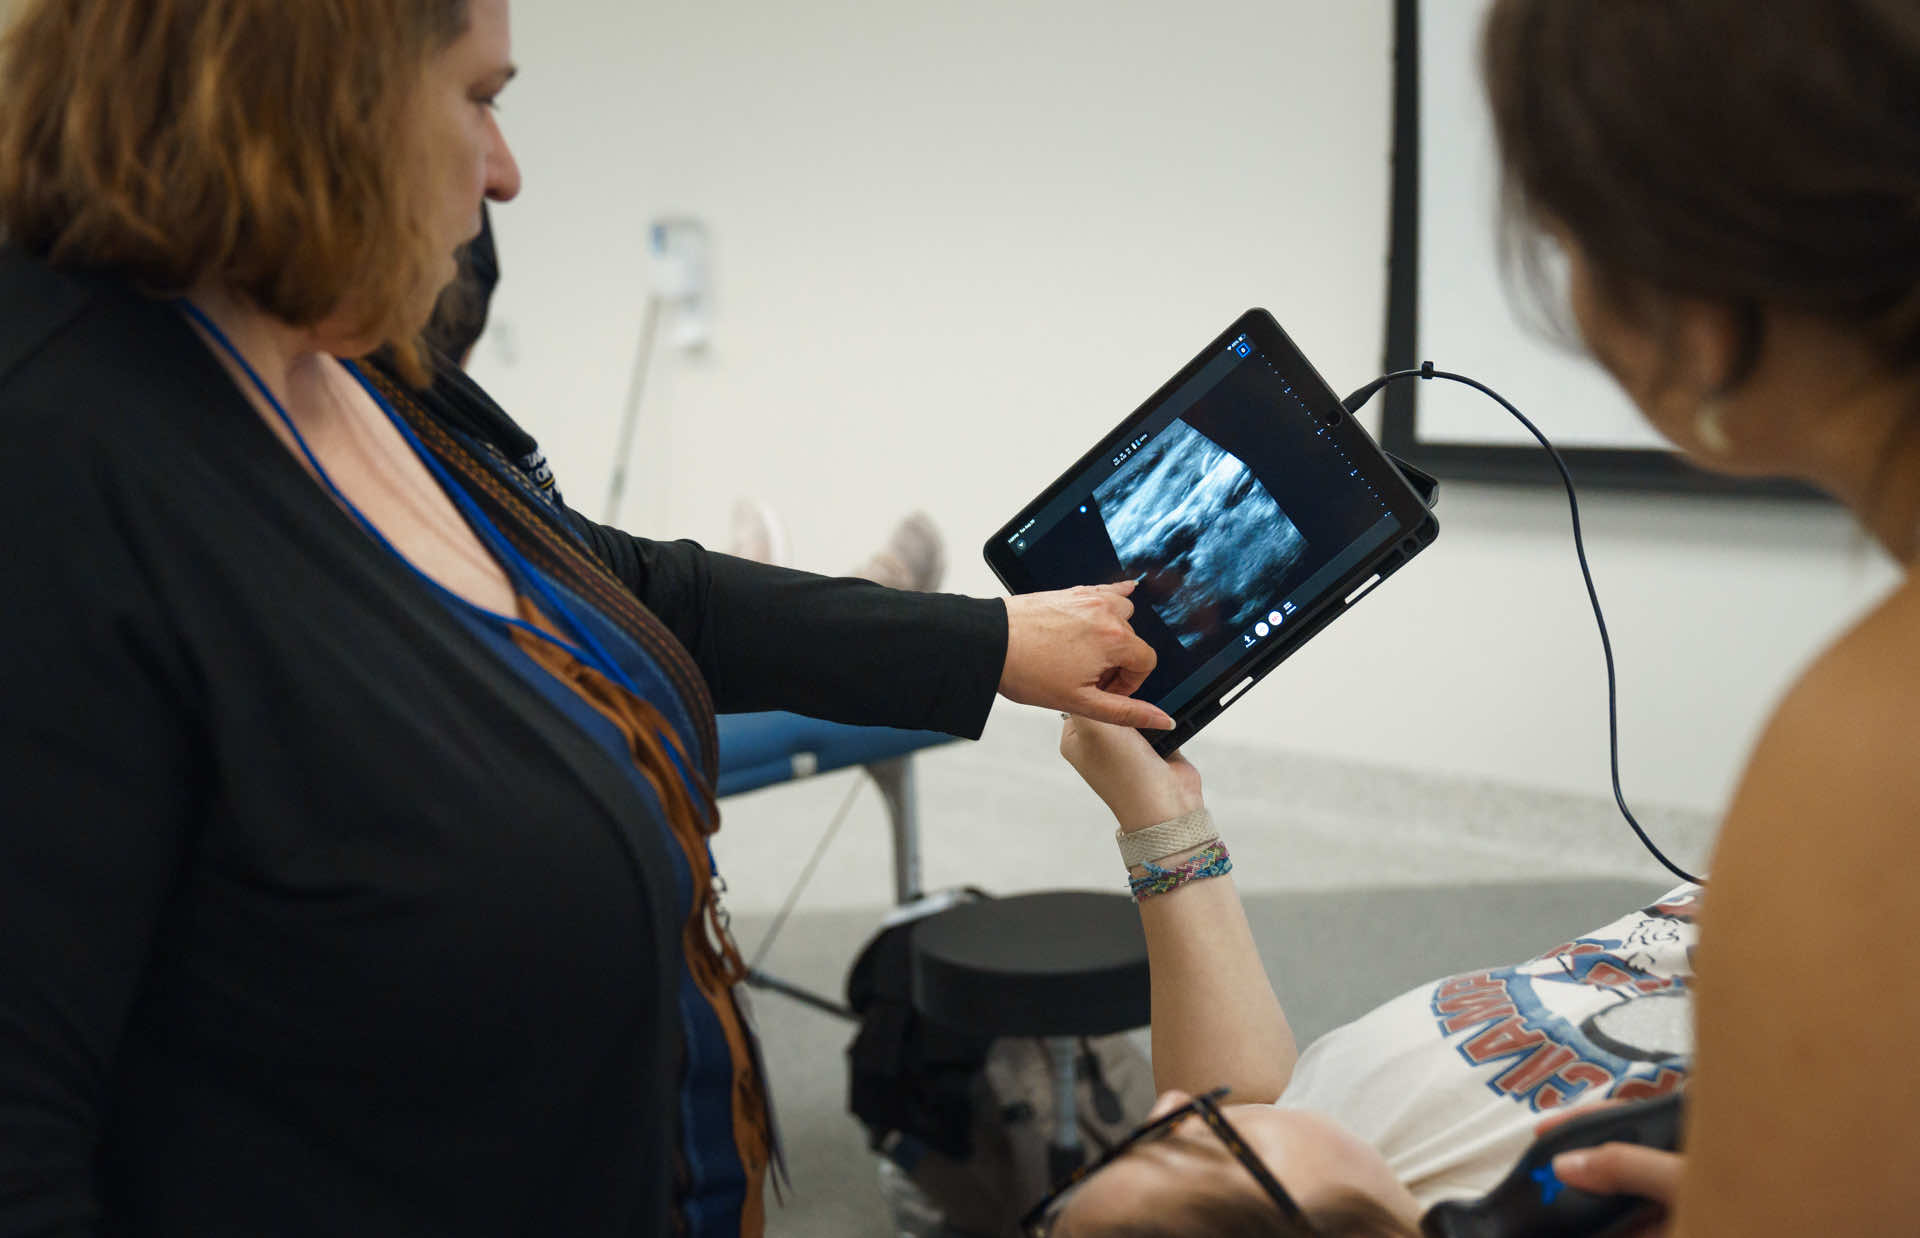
[
  {"xmin": 1002, "ymin": 341, "xmax": 1399, "ymax": 711},
  {"xmin": 1092, "ymin": 419, "xmax": 1307, "ymax": 649}
]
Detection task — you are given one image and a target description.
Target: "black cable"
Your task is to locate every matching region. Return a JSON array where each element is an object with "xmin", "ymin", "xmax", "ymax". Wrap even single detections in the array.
[{"xmin": 1344, "ymin": 362, "xmax": 1706, "ymax": 887}]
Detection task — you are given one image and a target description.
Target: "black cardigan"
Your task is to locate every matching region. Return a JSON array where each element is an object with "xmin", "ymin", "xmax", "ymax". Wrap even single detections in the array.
[{"xmin": 0, "ymin": 249, "xmax": 1005, "ymax": 1237}]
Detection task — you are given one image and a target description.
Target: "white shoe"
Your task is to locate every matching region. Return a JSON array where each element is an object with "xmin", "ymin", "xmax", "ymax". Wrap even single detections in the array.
[
  {"xmin": 888, "ymin": 511, "xmax": 944, "ymax": 592},
  {"xmin": 726, "ymin": 498, "xmax": 791, "ymax": 567},
  {"xmin": 856, "ymin": 512, "xmax": 944, "ymax": 591}
]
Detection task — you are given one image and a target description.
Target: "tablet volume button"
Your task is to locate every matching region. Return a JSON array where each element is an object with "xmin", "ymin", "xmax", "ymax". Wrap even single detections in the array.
[{"xmin": 1218, "ymin": 677, "xmax": 1255, "ymax": 707}]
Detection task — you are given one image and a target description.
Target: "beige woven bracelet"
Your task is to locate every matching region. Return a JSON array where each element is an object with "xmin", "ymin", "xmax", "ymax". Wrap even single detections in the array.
[{"xmin": 1116, "ymin": 807, "xmax": 1218, "ymax": 870}]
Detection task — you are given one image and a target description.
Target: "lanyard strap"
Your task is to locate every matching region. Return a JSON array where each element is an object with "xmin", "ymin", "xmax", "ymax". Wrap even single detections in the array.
[{"xmin": 176, "ymin": 300, "xmax": 642, "ymax": 699}]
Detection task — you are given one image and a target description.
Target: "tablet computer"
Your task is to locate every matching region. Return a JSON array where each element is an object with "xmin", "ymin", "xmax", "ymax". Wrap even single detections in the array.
[{"xmin": 984, "ymin": 308, "xmax": 1439, "ymax": 752}]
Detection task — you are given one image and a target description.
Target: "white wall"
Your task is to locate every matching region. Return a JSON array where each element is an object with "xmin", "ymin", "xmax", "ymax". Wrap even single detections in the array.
[{"xmin": 473, "ymin": 0, "xmax": 1899, "ymax": 820}]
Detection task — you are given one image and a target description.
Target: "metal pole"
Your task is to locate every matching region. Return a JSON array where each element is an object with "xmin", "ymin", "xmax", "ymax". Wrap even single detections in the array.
[
  {"xmin": 866, "ymin": 756, "xmax": 922, "ymax": 905},
  {"xmin": 602, "ymin": 292, "xmax": 663, "ymax": 523},
  {"xmin": 1046, "ymin": 1036, "xmax": 1083, "ymax": 1186}
]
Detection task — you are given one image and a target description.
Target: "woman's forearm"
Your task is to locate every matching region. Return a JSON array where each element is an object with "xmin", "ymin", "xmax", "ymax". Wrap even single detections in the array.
[
  {"xmin": 1135, "ymin": 860, "xmax": 1296, "ymax": 1102},
  {"xmin": 1057, "ymin": 717, "xmax": 1296, "ymax": 1099}
]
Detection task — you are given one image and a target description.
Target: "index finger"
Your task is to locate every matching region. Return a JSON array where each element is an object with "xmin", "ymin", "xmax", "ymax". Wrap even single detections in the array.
[{"xmin": 1551, "ymin": 1143, "xmax": 1683, "ymax": 1205}]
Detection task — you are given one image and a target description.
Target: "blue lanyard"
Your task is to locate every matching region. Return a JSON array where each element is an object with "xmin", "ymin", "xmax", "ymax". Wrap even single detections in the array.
[{"xmin": 177, "ymin": 300, "xmax": 645, "ymax": 701}]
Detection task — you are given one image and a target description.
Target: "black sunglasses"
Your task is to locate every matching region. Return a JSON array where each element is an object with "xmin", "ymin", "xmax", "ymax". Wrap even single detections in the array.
[{"xmin": 1019, "ymin": 1087, "xmax": 1321, "ymax": 1237}]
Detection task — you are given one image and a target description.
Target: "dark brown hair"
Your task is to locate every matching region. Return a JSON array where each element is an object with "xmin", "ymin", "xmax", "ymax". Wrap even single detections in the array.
[
  {"xmin": 0, "ymin": 0, "xmax": 470, "ymax": 383},
  {"xmin": 1483, "ymin": 0, "xmax": 1920, "ymax": 386}
]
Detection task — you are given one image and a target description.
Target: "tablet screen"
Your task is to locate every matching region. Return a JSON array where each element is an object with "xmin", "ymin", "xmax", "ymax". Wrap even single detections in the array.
[{"xmin": 991, "ymin": 317, "xmax": 1425, "ymax": 719}]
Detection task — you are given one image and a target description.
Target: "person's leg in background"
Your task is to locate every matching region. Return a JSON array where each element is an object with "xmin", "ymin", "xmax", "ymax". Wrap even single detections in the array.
[{"xmin": 728, "ymin": 500, "xmax": 944, "ymax": 594}]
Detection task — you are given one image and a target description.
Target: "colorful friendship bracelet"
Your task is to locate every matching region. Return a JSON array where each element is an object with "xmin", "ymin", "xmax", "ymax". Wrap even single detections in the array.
[{"xmin": 1128, "ymin": 841, "xmax": 1232, "ymax": 903}]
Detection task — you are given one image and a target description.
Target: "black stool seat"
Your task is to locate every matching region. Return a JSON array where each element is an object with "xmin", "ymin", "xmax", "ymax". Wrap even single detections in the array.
[{"xmin": 910, "ymin": 891, "xmax": 1150, "ymax": 1038}]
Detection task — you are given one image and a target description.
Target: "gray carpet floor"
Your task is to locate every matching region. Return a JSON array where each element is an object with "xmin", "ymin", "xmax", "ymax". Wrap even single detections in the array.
[{"xmin": 736, "ymin": 876, "xmax": 1671, "ymax": 1237}]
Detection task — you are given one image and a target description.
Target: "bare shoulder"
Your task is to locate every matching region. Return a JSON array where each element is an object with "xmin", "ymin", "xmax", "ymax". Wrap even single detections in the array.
[
  {"xmin": 1707, "ymin": 569, "xmax": 1920, "ymax": 960},
  {"xmin": 1729, "ymin": 571, "xmax": 1920, "ymax": 844},
  {"xmin": 1675, "ymin": 571, "xmax": 1920, "ymax": 1238}
]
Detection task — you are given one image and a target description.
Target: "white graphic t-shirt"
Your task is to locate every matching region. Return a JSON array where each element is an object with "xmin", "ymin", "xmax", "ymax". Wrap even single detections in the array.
[{"xmin": 1276, "ymin": 885, "xmax": 1699, "ymax": 1208}]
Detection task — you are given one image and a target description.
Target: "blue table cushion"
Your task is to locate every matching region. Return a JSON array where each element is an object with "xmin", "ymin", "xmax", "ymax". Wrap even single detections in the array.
[{"xmin": 714, "ymin": 711, "xmax": 957, "ymax": 797}]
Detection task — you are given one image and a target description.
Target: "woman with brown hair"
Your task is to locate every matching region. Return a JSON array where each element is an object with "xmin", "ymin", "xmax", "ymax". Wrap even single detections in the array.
[
  {"xmin": 1484, "ymin": 4, "xmax": 1920, "ymax": 1233},
  {"xmin": 1012, "ymin": 2, "xmax": 1920, "ymax": 1236},
  {"xmin": 0, "ymin": 2, "xmax": 1169, "ymax": 1235}
]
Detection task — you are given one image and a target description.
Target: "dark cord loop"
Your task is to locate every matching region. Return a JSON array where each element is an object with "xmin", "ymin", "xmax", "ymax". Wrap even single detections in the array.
[{"xmin": 1345, "ymin": 366, "xmax": 1706, "ymax": 887}]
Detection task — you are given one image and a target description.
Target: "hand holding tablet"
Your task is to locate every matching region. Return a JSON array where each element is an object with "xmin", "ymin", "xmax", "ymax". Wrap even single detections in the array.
[{"xmin": 985, "ymin": 309, "xmax": 1439, "ymax": 752}]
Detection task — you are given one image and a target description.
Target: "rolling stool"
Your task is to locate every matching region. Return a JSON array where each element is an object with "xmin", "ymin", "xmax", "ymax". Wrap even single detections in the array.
[{"xmin": 909, "ymin": 890, "xmax": 1151, "ymax": 1185}]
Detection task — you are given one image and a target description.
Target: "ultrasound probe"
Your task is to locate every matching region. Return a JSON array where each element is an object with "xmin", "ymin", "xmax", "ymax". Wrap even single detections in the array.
[{"xmin": 1419, "ymin": 1093, "xmax": 1685, "ymax": 1238}]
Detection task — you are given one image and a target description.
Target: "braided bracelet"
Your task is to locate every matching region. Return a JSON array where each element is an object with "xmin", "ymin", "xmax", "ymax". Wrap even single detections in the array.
[{"xmin": 1128, "ymin": 841, "xmax": 1232, "ymax": 903}]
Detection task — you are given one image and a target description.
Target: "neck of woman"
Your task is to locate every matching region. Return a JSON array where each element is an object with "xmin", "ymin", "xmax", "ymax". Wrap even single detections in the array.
[
  {"xmin": 182, "ymin": 284, "xmax": 386, "ymax": 451},
  {"xmin": 1809, "ymin": 379, "xmax": 1920, "ymax": 569},
  {"xmin": 184, "ymin": 284, "xmax": 378, "ymax": 404},
  {"xmin": 1745, "ymin": 318, "xmax": 1920, "ymax": 569}
]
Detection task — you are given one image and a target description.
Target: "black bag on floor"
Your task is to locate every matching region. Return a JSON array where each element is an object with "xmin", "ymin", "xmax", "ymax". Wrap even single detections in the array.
[{"xmin": 846, "ymin": 894, "xmax": 1155, "ymax": 1238}]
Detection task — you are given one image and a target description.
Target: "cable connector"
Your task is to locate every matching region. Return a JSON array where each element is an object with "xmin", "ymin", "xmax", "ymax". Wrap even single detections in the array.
[{"xmin": 1420, "ymin": 359, "xmax": 1435, "ymax": 380}]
